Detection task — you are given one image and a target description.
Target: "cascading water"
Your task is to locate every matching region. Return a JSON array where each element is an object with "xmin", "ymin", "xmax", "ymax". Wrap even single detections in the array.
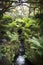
[
  {"xmin": 15, "ymin": 55, "xmax": 25, "ymax": 65},
  {"xmin": 14, "ymin": 28, "xmax": 34, "ymax": 65},
  {"xmin": 14, "ymin": 28, "xmax": 25, "ymax": 65}
]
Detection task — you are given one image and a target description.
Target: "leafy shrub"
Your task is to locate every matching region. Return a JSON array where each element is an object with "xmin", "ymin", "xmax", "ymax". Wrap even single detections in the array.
[{"xmin": 0, "ymin": 14, "xmax": 43, "ymax": 65}]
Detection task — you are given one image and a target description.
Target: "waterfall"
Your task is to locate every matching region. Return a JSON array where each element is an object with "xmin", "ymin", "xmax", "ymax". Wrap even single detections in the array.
[{"xmin": 14, "ymin": 28, "xmax": 34, "ymax": 65}]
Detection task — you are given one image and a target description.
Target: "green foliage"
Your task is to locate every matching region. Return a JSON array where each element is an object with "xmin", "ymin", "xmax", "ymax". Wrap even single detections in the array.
[
  {"xmin": 0, "ymin": 14, "xmax": 43, "ymax": 65},
  {"xmin": 29, "ymin": 37, "xmax": 43, "ymax": 56},
  {"xmin": 28, "ymin": 37, "xmax": 43, "ymax": 65}
]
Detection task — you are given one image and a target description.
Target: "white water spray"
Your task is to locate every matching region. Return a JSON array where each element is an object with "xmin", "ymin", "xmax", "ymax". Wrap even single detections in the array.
[{"xmin": 16, "ymin": 55, "xmax": 25, "ymax": 65}]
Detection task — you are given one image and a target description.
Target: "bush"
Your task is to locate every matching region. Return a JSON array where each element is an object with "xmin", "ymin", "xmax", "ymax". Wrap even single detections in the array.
[{"xmin": 0, "ymin": 14, "xmax": 43, "ymax": 65}]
